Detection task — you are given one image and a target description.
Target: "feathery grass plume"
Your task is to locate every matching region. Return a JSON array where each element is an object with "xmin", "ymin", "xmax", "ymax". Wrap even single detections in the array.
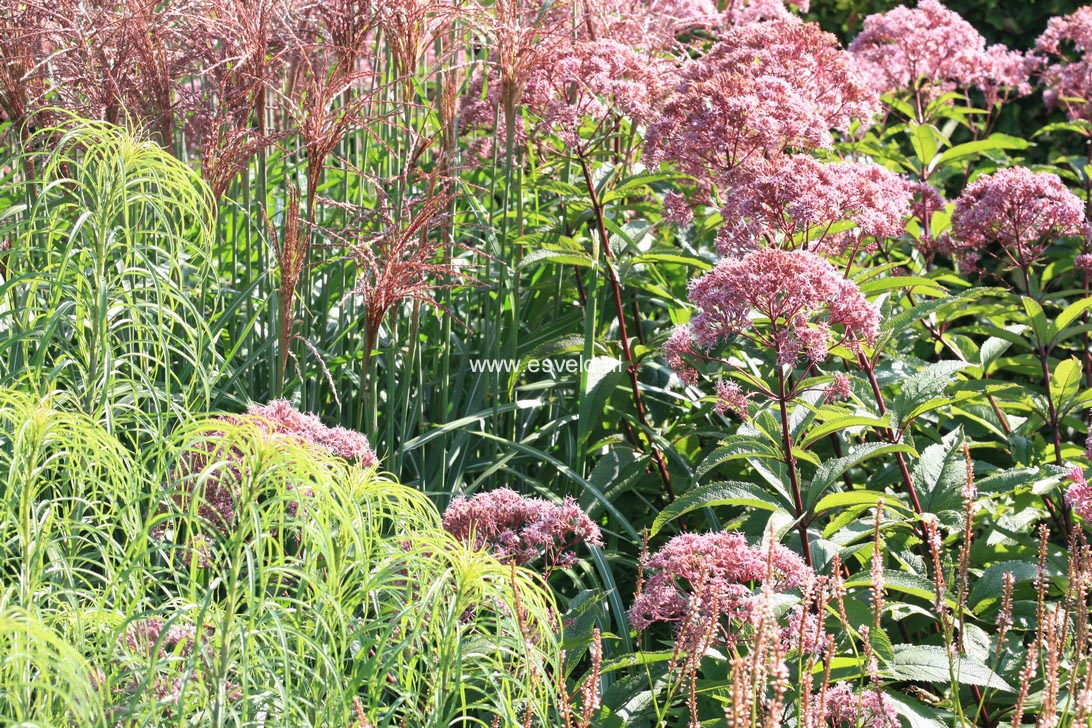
[
  {"xmin": 20, "ymin": 0, "xmax": 192, "ymax": 144},
  {"xmin": 949, "ymin": 166, "xmax": 1087, "ymax": 283},
  {"xmin": 376, "ymin": 0, "xmax": 455, "ymax": 93},
  {"xmin": 442, "ymin": 487, "xmax": 603, "ymax": 573},
  {"xmin": 321, "ymin": 179, "xmax": 466, "ymax": 391},
  {"xmin": 266, "ymin": 182, "xmax": 307, "ymax": 384},
  {"xmin": 464, "ymin": 0, "xmax": 568, "ymax": 154},
  {"xmin": 645, "ymin": 20, "xmax": 877, "ymax": 192},
  {"xmin": 182, "ymin": 0, "xmax": 296, "ymax": 199},
  {"xmin": 715, "ymin": 155, "xmax": 911, "ymax": 259},
  {"xmin": 295, "ymin": 64, "xmax": 380, "ymax": 216},
  {"xmin": 0, "ymin": 4, "xmax": 51, "ymax": 131}
]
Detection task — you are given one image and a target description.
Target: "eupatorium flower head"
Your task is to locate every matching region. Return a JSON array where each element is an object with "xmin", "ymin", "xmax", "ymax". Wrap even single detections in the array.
[
  {"xmin": 686, "ymin": 248, "xmax": 880, "ymax": 366},
  {"xmin": 628, "ymin": 531, "xmax": 815, "ymax": 653},
  {"xmin": 1038, "ymin": 7, "xmax": 1092, "ymax": 124},
  {"xmin": 950, "ymin": 167, "xmax": 1086, "ymax": 272},
  {"xmin": 716, "ymin": 155, "xmax": 911, "ymax": 258},
  {"xmin": 523, "ymin": 39, "xmax": 668, "ymax": 146},
  {"xmin": 646, "ymin": 20, "xmax": 877, "ymax": 187},
  {"xmin": 442, "ymin": 487, "xmax": 603, "ymax": 570},
  {"xmin": 849, "ymin": 0, "xmax": 984, "ymax": 95},
  {"xmin": 825, "ymin": 683, "xmax": 900, "ymax": 727}
]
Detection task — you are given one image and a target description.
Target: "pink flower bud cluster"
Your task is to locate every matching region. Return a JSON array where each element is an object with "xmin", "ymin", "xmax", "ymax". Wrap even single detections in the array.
[
  {"xmin": 950, "ymin": 167, "xmax": 1087, "ymax": 273},
  {"xmin": 442, "ymin": 487, "xmax": 603, "ymax": 570},
  {"xmin": 824, "ymin": 372, "xmax": 853, "ymax": 403},
  {"xmin": 645, "ymin": 20, "xmax": 877, "ymax": 187},
  {"xmin": 848, "ymin": 0, "xmax": 1035, "ymax": 106},
  {"xmin": 683, "ymin": 248, "xmax": 880, "ymax": 367},
  {"xmin": 628, "ymin": 531, "xmax": 817, "ymax": 654},
  {"xmin": 714, "ymin": 380, "xmax": 752, "ymax": 418},
  {"xmin": 716, "ymin": 155, "xmax": 912, "ymax": 258},
  {"xmin": 1038, "ymin": 7, "xmax": 1092, "ymax": 124},
  {"xmin": 825, "ymin": 683, "xmax": 900, "ymax": 727}
]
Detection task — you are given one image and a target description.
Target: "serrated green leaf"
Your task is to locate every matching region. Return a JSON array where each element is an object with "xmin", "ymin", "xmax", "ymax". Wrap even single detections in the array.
[
  {"xmin": 813, "ymin": 490, "xmax": 906, "ymax": 515},
  {"xmin": 651, "ymin": 481, "xmax": 791, "ymax": 536},
  {"xmin": 888, "ymin": 645, "xmax": 1014, "ymax": 691},
  {"xmin": 1050, "ymin": 357, "xmax": 1083, "ymax": 412},
  {"xmin": 801, "ymin": 414, "xmax": 892, "ymax": 449},
  {"xmin": 807, "ymin": 443, "xmax": 918, "ymax": 509}
]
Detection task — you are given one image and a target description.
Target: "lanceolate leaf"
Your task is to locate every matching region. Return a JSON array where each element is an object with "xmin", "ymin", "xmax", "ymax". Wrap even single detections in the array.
[
  {"xmin": 806, "ymin": 443, "xmax": 918, "ymax": 509},
  {"xmin": 888, "ymin": 645, "xmax": 1014, "ymax": 692},
  {"xmin": 650, "ymin": 481, "xmax": 792, "ymax": 536}
]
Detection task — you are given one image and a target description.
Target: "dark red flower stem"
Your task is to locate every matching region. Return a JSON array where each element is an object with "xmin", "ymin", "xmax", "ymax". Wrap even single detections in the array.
[
  {"xmin": 577, "ymin": 153, "xmax": 674, "ymax": 501},
  {"xmin": 777, "ymin": 367, "xmax": 813, "ymax": 568}
]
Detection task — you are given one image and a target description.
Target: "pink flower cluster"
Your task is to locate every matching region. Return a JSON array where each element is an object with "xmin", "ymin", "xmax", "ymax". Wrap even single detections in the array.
[
  {"xmin": 716, "ymin": 155, "xmax": 912, "ymax": 258},
  {"xmin": 849, "ymin": 0, "xmax": 1034, "ymax": 107},
  {"xmin": 1066, "ymin": 467, "xmax": 1092, "ymax": 522},
  {"xmin": 629, "ymin": 531, "xmax": 817, "ymax": 653},
  {"xmin": 442, "ymin": 487, "xmax": 603, "ymax": 570},
  {"xmin": 246, "ymin": 399, "xmax": 378, "ymax": 464},
  {"xmin": 585, "ymin": 0, "xmax": 807, "ymax": 53},
  {"xmin": 824, "ymin": 372, "xmax": 853, "ymax": 403},
  {"xmin": 682, "ymin": 248, "xmax": 880, "ymax": 367},
  {"xmin": 825, "ymin": 683, "xmax": 900, "ymax": 727},
  {"xmin": 1038, "ymin": 7, "xmax": 1092, "ymax": 124},
  {"xmin": 645, "ymin": 20, "xmax": 877, "ymax": 187},
  {"xmin": 950, "ymin": 167, "xmax": 1087, "ymax": 273},
  {"xmin": 158, "ymin": 401, "xmax": 376, "ymax": 553},
  {"xmin": 714, "ymin": 380, "xmax": 752, "ymax": 418},
  {"xmin": 123, "ymin": 618, "xmax": 199, "ymax": 659},
  {"xmin": 523, "ymin": 39, "xmax": 667, "ymax": 147}
]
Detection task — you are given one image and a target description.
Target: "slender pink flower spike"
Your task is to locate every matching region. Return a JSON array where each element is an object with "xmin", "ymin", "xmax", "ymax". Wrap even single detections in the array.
[
  {"xmin": 646, "ymin": 20, "xmax": 877, "ymax": 189},
  {"xmin": 716, "ymin": 155, "xmax": 911, "ymax": 258},
  {"xmin": 950, "ymin": 167, "xmax": 1086, "ymax": 276},
  {"xmin": 686, "ymin": 248, "xmax": 881, "ymax": 366}
]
